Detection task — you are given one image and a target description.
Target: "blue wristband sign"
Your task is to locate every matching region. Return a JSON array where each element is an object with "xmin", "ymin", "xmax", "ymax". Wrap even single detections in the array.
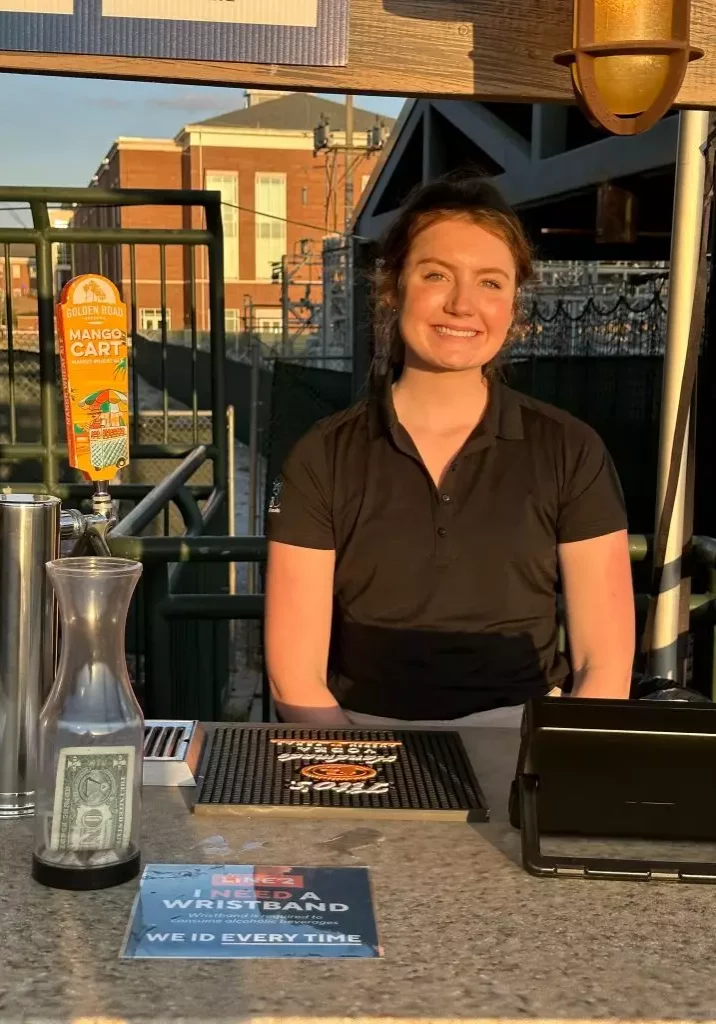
[{"xmin": 121, "ymin": 863, "xmax": 382, "ymax": 959}]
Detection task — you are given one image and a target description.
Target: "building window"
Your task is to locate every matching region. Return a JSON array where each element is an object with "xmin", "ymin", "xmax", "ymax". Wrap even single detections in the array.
[
  {"xmin": 206, "ymin": 171, "xmax": 239, "ymax": 281},
  {"xmin": 254, "ymin": 306, "xmax": 283, "ymax": 343},
  {"xmin": 301, "ymin": 186, "xmax": 309, "ymax": 206},
  {"xmin": 140, "ymin": 308, "xmax": 171, "ymax": 332},
  {"xmin": 255, "ymin": 174, "xmax": 287, "ymax": 281},
  {"xmin": 12, "ymin": 264, "xmax": 20, "ymax": 279},
  {"xmin": 225, "ymin": 309, "xmax": 241, "ymax": 333}
]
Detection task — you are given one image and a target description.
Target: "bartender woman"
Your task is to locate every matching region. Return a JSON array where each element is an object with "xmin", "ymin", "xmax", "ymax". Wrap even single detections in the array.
[{"xmin": 264, "ymin": 173, "xmax": 635, "ymax": 725}]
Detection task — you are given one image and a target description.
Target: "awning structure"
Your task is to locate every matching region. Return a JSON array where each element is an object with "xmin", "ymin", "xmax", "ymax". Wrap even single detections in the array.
[{"xmin": 354, "ymin": 98, "xmax": 679, "ymax": 261}]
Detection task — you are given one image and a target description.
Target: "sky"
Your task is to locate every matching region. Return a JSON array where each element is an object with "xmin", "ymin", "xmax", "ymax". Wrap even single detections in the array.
[{"xmin": 0, "ymin": 75, "xmax": 404, "ymax": 192}]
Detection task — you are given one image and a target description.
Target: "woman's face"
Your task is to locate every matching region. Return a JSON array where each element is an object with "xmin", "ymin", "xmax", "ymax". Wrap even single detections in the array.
[{"xmin": 398, "ymin": 214, "xmax": 517, "ymax": 373}]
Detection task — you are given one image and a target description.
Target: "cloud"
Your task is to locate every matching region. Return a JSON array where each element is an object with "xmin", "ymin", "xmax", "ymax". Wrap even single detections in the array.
[
  {"xmin": 150, "ymin": 89, "xmax": 246, "ymax": 113},
  {"xmin": 87, "ymin": 88, "xmax": 244, "ymax": 114}
]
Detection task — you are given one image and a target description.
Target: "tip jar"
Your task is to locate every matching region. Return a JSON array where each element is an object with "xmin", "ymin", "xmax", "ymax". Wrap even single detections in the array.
[{"xmin": 32, "ymin": 557, "xmax": 144, "ymax": 891}]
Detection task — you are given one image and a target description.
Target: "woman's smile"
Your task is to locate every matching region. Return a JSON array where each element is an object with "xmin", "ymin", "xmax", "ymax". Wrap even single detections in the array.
[{"xmin": 433, "ymin": 324, "xmax": 482, "ymax": 338}]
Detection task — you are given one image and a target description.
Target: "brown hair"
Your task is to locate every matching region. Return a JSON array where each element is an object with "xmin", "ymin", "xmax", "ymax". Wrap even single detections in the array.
[{"xmin": 370, "ymin": 172, "xmax": 533, "ymax": 386}]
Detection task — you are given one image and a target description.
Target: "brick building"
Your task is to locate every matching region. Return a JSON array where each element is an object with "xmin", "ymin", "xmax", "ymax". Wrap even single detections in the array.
[
  {"xmin": 1, "ymin": 208, "xmax": 73, "ymax": 333},
  {"xmin": 0, "ymin": 244, "xmax": 34, "ymax": 299},
  {"xmin": 0, "ymin": 243, "xmax": 37, "ymax": 331},
  {"xmin": 76, "ymin": 91, "xmax": 393, "ymax": 340}
]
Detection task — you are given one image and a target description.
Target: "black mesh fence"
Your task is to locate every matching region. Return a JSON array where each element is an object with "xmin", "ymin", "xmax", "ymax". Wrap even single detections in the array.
[
  {"xmin": 507, "ymin": 290, "xmax": 667, "ymax": 532},
  {"xmin": 504, "ymin": 356, "xmax": 662, "ymax": 533},
  {"xmin": 263, "ymin": 359, "xmax": 353, "ymax": 519}
]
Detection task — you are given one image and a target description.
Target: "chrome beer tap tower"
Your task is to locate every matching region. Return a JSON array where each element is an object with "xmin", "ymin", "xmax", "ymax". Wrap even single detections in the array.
[{"xmin": 0, "ymin": 482, "xmax": 117, "ymax": 820}]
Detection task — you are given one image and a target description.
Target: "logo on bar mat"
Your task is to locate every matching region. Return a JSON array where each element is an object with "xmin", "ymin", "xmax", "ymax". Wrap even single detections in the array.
[
  {"xmin": 301, "ymin": 763, "xmax": 377, "ymax": 783},
  {"xmin": 270, "ymin": 738, "xmax": 401, "ymax": 796}
]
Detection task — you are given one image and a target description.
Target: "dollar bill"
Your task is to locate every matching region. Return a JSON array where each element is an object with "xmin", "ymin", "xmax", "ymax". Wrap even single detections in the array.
[{"xmin": 50, "ymin": 746, "xmax": 135, "ymax": 853}]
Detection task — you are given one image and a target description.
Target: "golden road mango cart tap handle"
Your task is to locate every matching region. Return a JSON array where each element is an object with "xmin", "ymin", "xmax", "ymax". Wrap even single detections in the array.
[
  {"xmin": 55, "ymin": 273, "xmax": 130, "ymax": 483},
  {"xmin": 56, "ymin": 274, "xmax": 129, "ymax": 552}
]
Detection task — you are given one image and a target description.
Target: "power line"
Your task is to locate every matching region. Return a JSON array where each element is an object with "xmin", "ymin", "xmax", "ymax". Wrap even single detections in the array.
[
  {"xmin": 1, "ymin": 201, "xmax": 338, "ymax": 235},
  {"xmin": 1, "ymin": 199, "xmax": 369, "ymax": 239},
  {"xmin": 219, "ymin": 199, "xmax": 341, "ymax": 237}
]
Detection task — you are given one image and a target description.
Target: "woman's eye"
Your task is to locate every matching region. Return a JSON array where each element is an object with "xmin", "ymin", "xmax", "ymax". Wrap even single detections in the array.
[
  {"xmin": 481, "ymin": 278, "xmax": 502, "ymax": 289},
  {"xmin": 424, "ymin": 271, "xmax": 446, "ymax": 281}
]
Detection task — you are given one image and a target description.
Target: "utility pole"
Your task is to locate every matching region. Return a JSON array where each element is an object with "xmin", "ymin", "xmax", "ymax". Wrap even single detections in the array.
[
  {"xmin": 344, "ymin": 94, "xmax": 354, "ymax": 231},
  {"xmin": 312, "ymin": 100, "xmax": 388, "ymax": 370},
  {"xmin": 313, "ymin": 100, "xmax": 387, "ymax": 234},
  {"xmin": 280, "ymin": 254, "xmax": 290, "ymax": 356}
]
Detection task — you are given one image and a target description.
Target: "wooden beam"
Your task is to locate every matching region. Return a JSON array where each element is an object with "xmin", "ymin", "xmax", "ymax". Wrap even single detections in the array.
[{"xmin": 1, "ymin": 0, "xmax": 716, "ymax": 108}]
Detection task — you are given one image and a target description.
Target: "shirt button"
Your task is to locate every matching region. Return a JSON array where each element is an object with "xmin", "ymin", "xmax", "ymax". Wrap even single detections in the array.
[
  {"xmin": 437, "ymin": 527, "xmax": 447, "ymax": 538},
  {"xmin": 440, "ymin": 493, "xmax": 451, "ymax": 504},
  {"xmin": 450, "ymin": 463, "xmax": 458, "ymax": 472}
]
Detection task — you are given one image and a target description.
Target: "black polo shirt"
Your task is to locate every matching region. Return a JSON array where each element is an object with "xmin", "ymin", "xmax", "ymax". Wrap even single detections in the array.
[{"xmin": 267, "ymin": 379, "xmax": 627, "ymax": 720}]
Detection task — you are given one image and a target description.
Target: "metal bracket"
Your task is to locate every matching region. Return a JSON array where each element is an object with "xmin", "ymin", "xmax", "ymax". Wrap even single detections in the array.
[{"xmin": 518, "ymin": 774, "xmax": 716, "ymax": 884}]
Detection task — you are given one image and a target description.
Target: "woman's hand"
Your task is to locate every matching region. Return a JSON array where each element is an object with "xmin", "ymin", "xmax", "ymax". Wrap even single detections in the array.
[
  {"xmin": 265, "ymin": 540, "xmax": 349, "ymax": 723},
  {"xmin": 558, "ymin": 529, "xmax": 635, "ymax": 699}
]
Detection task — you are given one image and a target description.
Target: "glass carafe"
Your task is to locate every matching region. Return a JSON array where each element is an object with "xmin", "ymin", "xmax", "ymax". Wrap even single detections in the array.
[{"xmin": 32, "ymin": 557, "xmax": 143, "ymax": 890}]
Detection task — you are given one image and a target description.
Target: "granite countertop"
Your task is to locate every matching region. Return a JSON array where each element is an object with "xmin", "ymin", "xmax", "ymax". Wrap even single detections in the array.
[{"xmin": 3, "ymin": 724, "xmax": 716, "ymax": 1024}]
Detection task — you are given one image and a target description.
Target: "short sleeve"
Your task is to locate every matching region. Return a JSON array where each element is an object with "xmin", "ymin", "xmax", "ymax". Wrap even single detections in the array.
[
  {"xmin": 557, "ymin": 420, "xmax": 628, "ymax": 543},
  {"xmin": 265, "ymin": 427, "xmax": 335, "ymax": 549}
]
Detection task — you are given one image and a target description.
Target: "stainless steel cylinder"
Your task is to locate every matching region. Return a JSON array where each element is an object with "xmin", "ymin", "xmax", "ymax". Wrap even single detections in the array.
[{"xmin": 0, "ymin": 494, "xmax": 60, "ymax": 817}]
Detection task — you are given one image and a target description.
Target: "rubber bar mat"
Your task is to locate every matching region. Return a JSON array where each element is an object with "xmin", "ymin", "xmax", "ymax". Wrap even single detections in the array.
[{"xmin": 194, "ymin": 727, "xmax": 488, "ymax": 821}]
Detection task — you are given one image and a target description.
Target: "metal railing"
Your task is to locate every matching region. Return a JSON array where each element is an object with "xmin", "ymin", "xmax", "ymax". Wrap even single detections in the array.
[
  {"xmin": 0, "ymin": 187, "xmax": 266, "ymax": 720},
  {"xmin": 102, "ymin": 445, "xmax": 268, "ymax": 720},
  {"xmin": 0, "ymin": 186, "xmax": 227, "ymax": 493}
]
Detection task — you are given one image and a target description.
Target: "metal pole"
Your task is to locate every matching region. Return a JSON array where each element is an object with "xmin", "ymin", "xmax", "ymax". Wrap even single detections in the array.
[
  {"xmin": 30, "ymin": 203, "xmax": 58, "ymax": 489},
  {"xmin": 248, "ymin": 337, "xmax": 261, "ymax": 595},
  {"xmin": 345, "ymin": 94, "xmax": 355, "ymax": 230},
  {"xmin": 346, "ymin": 234, "xmax": 355, "ymax": 368},
  {"xmin": 198, "ymin": 131, "xmax": 205, "ymax": 334},
  {"xmin": 110, "ymin": 446, "xmax": 208, "ymax": 538},
  {"xmin": 0, "ymin": 494, "xmax": 60, "ymax": 817},
  {"xmin": 226, "ymin": 404, "xmax": 236, "ymax": 596},
  {"xmin": 650, "ymin": 110, "xmax": 711, "ymax": 681},
  {"xmin": 281, "ymin": 255, "xmax": 290, "ymax": 357},
  {"xmin": 205, "ymin": 198, "xmax": 228, "ymax": 529},
  {"xmin": 322, "ymin": 241, "xmax": 332, "ymax": 365}
]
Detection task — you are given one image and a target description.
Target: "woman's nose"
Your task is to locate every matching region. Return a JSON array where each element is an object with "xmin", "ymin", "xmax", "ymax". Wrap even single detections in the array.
[{"xmin": 445, "ymin": 282, "xmax": 475, "ymax": 318}]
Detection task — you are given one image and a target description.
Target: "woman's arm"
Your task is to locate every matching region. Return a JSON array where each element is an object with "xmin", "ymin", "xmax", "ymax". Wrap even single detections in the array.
[
  {"xmin": 558, "ymin": 529, "xmax": 635, "ymax": 698},
  {"xmin": 264, "ymin": 539, "xmax": 349, "ymax": 724}
]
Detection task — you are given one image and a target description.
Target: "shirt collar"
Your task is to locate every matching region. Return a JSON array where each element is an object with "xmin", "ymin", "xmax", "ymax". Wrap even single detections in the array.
[
  {"xmin": 369, "ymin": 374, "xmax": 524, "ymax": 444},
  {"xmin": 492, "ymin": 380, "xmax": 525, "ymax": 441}
]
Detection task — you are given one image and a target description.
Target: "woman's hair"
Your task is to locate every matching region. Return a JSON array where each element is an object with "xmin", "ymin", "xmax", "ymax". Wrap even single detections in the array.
[{"xmin": 370, "ymin": 172, "xmax": 534, "ymax": 384}]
